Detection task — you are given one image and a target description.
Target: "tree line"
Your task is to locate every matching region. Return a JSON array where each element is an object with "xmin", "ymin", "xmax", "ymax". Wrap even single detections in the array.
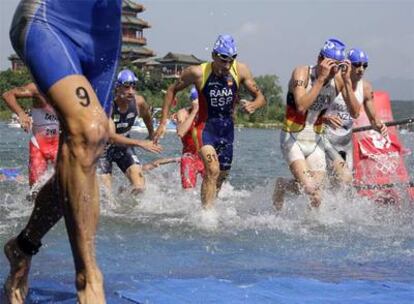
[{"xmin": 0, "ymin": 67, "xmax": 286, "ymax": 125}]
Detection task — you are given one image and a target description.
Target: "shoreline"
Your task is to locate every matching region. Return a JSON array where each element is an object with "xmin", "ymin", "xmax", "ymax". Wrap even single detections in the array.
[
  {"xmin": 236, "ymin": 122, "xmax": 283, "ymax": 129},
  {"xmin": 0, "ymin": 112, "xmax": 284, "ymax": 130}
]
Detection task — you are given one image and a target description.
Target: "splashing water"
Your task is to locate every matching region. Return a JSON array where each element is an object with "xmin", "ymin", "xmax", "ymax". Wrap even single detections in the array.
[{"xmin": 0, "ymin": 124, "xmax": 413, "ymax": 303}]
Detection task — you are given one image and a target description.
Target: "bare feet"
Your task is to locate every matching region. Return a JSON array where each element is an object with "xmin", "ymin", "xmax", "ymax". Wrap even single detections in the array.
[
  {"xmin": 272, "ymin": 177, "xmax": 285, "ymax": 211},
  {"xmin": 76, "ymin": 270, "xmax": 106, "ymax": 304},
  {"xmin": 310, "ymin": 196, "xmax": 321, "ymax": 208},
  {"xmin": 3, "ymin": 238, "xmax": 32, "ymax": 304},
  {"xmin": 130, "ymin": 187, "xmax": 144, "ymax": 196}
]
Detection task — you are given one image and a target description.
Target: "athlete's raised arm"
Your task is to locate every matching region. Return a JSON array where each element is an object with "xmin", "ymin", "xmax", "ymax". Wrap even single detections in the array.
[
  {"xmin": 2, "ymin": 83, "xmax": 39, "ymax": 131},
  {"xmin": 363, "ymin": 80, "xmax": 387, "ymax": 137},
  {"xmin": 136, "ymin": 95, "xmax": 154, "ymax": 139},
  {"xmin": 290, "ymin": 59, "xmax": 335, "ymax": 113},
  {"xmin": 238, "ymin": 62, "xmax": 265, "ymax": 114},
  {"xmin": 154, "ymin": 65, "xmax": 201, "ymax": 142},
  {"xmin": 336, "ymin": 60, "xmax": 361, "ymax": 119},
  {"xmin": 176, "ymin": 100, "xmax": 199, "ymax": 138}
]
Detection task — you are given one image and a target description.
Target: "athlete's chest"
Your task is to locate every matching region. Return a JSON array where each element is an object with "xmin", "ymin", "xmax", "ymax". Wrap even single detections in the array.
[
  {"xmin": 112, "ymin": 103, "xmax": 137, "ymax": 131},
  {"xmin": 203, "ymin": 75, "xmax": 237, "ymax": 108}
]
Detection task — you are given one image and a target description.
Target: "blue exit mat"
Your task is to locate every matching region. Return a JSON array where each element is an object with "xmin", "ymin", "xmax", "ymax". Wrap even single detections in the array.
[
  {"xmin": 115, "ymin": 276, "xmax": 414, "ymax": 304},
  {"xmin": 1, "ymin": 277, "xmax": 413, "ymax": 303}
]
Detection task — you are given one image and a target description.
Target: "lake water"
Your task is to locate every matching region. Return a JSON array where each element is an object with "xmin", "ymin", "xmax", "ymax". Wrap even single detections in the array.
[{"xmin": 0, "ymin": 100, "xmax": 413, "ymax": 303}]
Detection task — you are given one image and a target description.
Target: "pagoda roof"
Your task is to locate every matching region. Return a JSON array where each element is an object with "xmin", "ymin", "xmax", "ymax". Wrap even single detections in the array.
[
  {"xmin": 122, "ymin": 0, "xmax": 144, "ymax": 12},
  {"xmin": 122, "ymin": 45, "xmax": 155, "ymax": 57},
  {"xmin": 132, "ymin": 57, "xmax": 161, "ymax": 66},
  {"xmin": 8, "ymin": 53, "xmax": 21, "ymax": 60},
  {"xmin": 122, "ymin": 15, "xmax": 150, "ymax": 28},
  {"xmin": 157, "ymin": 52, "xmax": 204, "ymax": 65}
]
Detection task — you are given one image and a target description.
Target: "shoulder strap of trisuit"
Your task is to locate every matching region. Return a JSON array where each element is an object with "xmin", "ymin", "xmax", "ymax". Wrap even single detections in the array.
[
  {"xmin": 200, "ymin": 62, "xmax": 212, "ymax": 90},
  {"xmin": 230, "ymin": 60, "xmax": 240, "ymax": 88}
]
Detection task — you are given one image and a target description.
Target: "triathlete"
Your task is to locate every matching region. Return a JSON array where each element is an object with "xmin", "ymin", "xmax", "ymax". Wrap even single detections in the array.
[{"xmin": 154, "ymin": 34, "xmax": 266, "ymax": 208}]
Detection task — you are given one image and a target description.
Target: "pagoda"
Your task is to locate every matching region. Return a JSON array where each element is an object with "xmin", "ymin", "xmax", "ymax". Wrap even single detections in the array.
[
  {"xmin": 121, "ymin": 0, "xmax": 155, "ymax": 62},
  {"xmin": 8, "ymin": 0, "xmax": 155, "ymax": 70}
]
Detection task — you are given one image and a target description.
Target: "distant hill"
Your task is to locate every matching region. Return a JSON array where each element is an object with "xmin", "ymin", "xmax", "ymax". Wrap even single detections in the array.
[{"xmin": 372, "ymin": 77, "xmax": 414, "ymax": 101}]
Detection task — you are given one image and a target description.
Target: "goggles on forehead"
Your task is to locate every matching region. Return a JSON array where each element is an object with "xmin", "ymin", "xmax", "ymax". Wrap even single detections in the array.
[{"xmin": 215, "ymin": 52, "xmax": 237, "ymax": 62}]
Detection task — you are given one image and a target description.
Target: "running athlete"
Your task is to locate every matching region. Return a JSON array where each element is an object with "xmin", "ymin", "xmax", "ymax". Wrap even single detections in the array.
[
  {"xmin": 98, "ymin": 69, "xmax": 162, "ymax": 195},
  {"xmin": 273, "ymin": 38, "xmax": 359, "ymax": 210},
  {"xmin": 323, "ymin": 48, "xmax": 387, "ymax": 185},
  {"xmin": 154, "ymin": 34, "xmax": 266, "ymax": 208},
  {"xmin": 175, "ymin": 87, "xmax": 205, "ymax": 189},
  {"xmin": 2, "ymin": 82, "xmax": 59, "ymax": 190},
  {"xmin": 4, "ymin": 1, "xmax": 122, "ymax": 303}
]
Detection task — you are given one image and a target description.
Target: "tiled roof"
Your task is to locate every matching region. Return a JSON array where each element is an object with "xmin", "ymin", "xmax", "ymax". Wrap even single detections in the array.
[
  {"xmin": 122, "ymin": 45, "xmax": 155, "ymax": 56},
  {"xmin": 132, "ymin": 58, "xmax": 161, "ymax": 65},
  {"xmin": 8, "ymin": 54, "xmax": 20, "ymax": 60},
  {"xmin": 122, "ymin": 15, "xmax": 150, "ymax": 28},
  {"xmin": 122, "ymin": 0, "xmax": 144, "ymax": 12},
  {"xmin": 157, "ymin": 52, "xmax": 204, "ymax": 64}
]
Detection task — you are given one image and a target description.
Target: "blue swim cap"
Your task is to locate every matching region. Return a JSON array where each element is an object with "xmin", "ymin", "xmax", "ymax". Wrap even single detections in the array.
[
  {"xmin": 0, "ymin": 168, "xmax": 21, "ymax": 181},
  {"xmin": 190, "ymin": 87, "xmax": 198, "ymax": 101},
  {"xmin": 347, "ymin": 48, "xmax": 369, "ymax": 63},
  {"xmin": 320, "ymin": 38, "xmax": 346, "ymax": 61},
  {"xmin": 117, "ymin": 69, "xmax": 138, "ymax": 85},
  {"xmin": 213, "ymin": 34, "xmax": 237, "ymax": 57}
]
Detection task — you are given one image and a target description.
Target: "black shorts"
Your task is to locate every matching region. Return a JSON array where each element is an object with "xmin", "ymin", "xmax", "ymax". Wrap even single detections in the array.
[{"xmin": 98, "ymin": 146, "xmax": 141, "ymax": 174}]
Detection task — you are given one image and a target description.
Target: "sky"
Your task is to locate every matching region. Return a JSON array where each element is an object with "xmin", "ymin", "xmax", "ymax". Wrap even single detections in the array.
[{"xmin": 1, "ymin": 0, "xmax": 413, "ymax": 100}]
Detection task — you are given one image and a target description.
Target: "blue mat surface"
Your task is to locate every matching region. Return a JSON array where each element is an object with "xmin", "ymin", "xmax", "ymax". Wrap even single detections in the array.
[
  {"xmin": 116, "ymin": 277, "xmax": 414, "ymax": 304},
  {"xmin": 0, "ymin": 280, "xmax": 129, "ymax": 304},
  {"xmin": 2, "ymin": 276, "xmax": 413, "ymax": 303}
]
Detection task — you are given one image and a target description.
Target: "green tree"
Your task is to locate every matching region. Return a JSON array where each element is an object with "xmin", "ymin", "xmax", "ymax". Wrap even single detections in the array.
[
  {"xmin": 1, "ymin": 66, "xmax": 287, "ymax": 125},
  {"xmin": 237, "ymin": 74, "xmax": 285, "ymax": 123}
]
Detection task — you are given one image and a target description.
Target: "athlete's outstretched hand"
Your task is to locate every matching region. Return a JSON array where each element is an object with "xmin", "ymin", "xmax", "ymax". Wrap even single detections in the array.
[
  {"xmin": 153, "ymin": 157, "xmax": 181, "ymax": 167},
  {"xmin": 153, "ymin": 124, "xmax": 166, "ymax": 143},
  {"xmin": 18, "ymin": 112, "xmax": 32, "ymax": 132},
  {"xmin": 139, "ymin": 140, "xmax": 163, "ymax": 154},
  {"xmin": 240, "ymin": 99, "xmax": 257, "ymax": 114},
  {"xmin": 323, "ymin": 115, "xmax": 342, "ymax": 129}
]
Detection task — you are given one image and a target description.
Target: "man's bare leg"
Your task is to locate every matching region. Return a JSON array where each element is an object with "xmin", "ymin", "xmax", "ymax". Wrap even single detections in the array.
[
  {"xmin": 272, "ymin": 177, "xmax": 300, "ymax": 210},
  {"xmin": 98, "ymin": 173, "xmax": 113, "ymax": 200},
  {"xmin": 200, "ymin": 146, "xmax": 220, "ymax": 209},
  {"xmin": 287, "ymin": 160, "xmax": 325, "ymax": 208},
  {"xmin": 125, "ymin": 164, "xmax": 145, "ymax": 195},
  {"xmin": 3, "ymin": 240, "xmax": 31, "ymax": 304},
  {"xmin": 99, "ymin": 174, "xmax": 112, "ymax": 192},
  {"xmin": 48, "ymin": 75, "xmax": 108, "ymax": 303},
  {"xmin": 331, "ymin": 159, "xmax": 352, "ymax": 186},
  {"xmin": 4, "ymin": 179, "xmax": 62, "ymax": 304},
  {"xmin": 216, "ymin": 170, "xmax": 229, "ymax": 196}
]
